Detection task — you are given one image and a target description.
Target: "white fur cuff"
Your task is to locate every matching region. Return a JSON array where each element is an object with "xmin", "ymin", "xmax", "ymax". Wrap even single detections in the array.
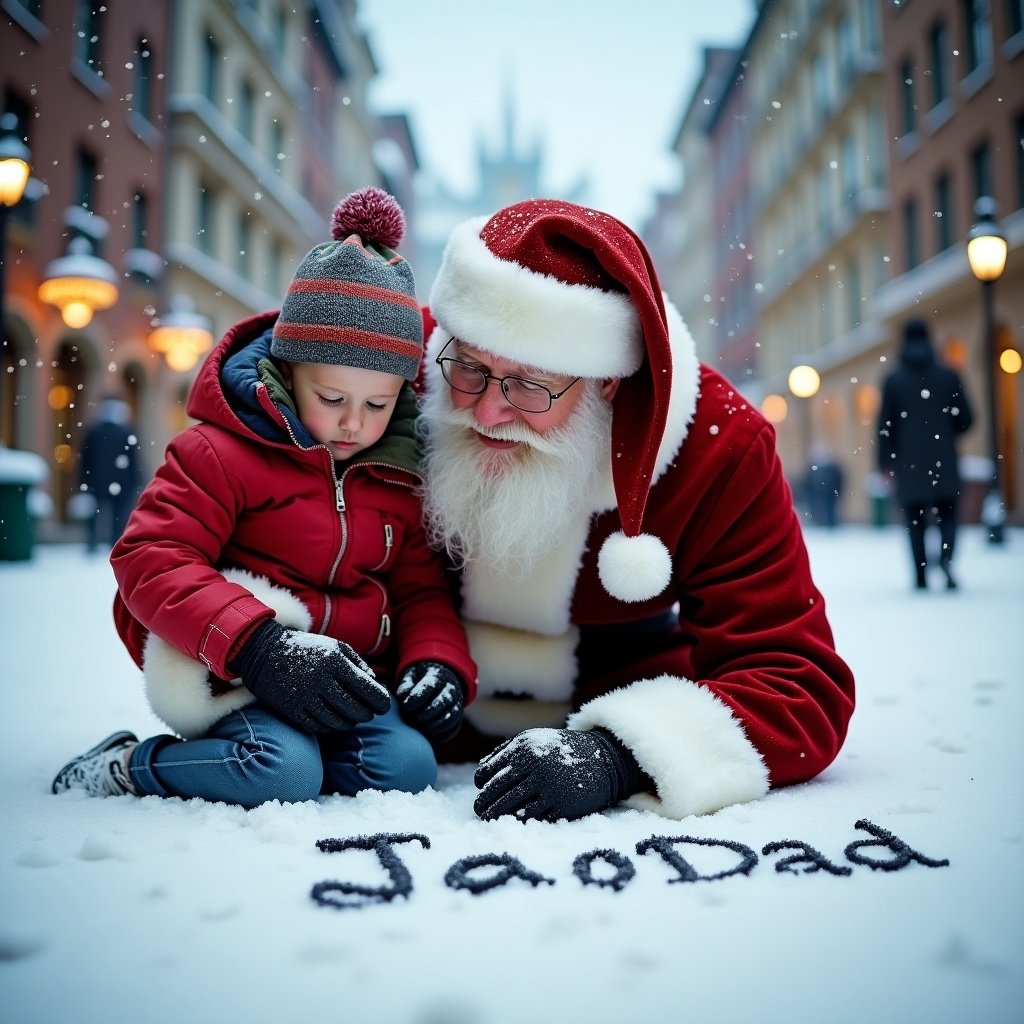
[{"xmin": 567, "ymin": 675, "xmax": 769, "ymax": 819}]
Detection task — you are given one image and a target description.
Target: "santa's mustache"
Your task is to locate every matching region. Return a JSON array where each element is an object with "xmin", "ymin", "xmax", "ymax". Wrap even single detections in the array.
[{"xmin": 423, "ymin": 402, "xmax": 563, "ymax": 455}]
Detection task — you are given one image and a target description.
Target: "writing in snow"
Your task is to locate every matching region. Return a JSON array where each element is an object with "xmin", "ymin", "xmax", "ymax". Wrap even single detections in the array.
[{"xmin": 310, "ymin": 819, "xmax": 950, "ymax": 909}]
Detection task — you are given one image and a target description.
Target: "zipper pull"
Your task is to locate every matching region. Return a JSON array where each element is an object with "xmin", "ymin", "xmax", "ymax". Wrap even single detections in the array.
[{"xmin": 335, "ymin": 480, "xmax": 345, "ymax": 512}]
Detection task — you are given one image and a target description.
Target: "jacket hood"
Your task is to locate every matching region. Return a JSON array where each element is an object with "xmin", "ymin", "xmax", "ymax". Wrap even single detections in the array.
[{"xmin": 186, "ymin": 309, "xmax": 420, "ymax": 471}]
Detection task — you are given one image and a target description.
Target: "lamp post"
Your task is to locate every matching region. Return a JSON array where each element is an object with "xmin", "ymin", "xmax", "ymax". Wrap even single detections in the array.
[
  {"xmin": 149, "ymin": 295, "xmax": 214, "ymax": 372},
  {"xmin": 966, "ymin": 196, "xmax": 1008, "ymax": 545},
  {"xmin": 0, "ymin": 112, "xmax": 32, "ymax": 349},
  {"xmin": 788, "ymin": 363, "xmax": 821, "ymax": 468}
]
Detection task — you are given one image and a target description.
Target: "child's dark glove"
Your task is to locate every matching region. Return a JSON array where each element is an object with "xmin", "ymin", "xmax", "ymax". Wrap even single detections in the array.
[
  {"xmin": 230, "ymin": 619, "xmax": 390, "ymax": 734},
  {"xmin": 473, "ymin": 727, "xmax": 645, "ymax": 822},
  {"xmin": 396, "ymin": 662, "xmax": 465, "ymax": 742}
]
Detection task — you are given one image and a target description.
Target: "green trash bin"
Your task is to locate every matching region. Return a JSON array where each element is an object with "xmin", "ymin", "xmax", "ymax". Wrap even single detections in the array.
[{"xmin": 0, "ymin": 447, "xmax": 49, "ymax": 561}]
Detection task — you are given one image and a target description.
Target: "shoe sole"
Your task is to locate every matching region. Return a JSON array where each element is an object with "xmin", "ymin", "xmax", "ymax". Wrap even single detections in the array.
[{"xmin": 51, "ymin": 730, "xmax": 139, "ymax": 794}]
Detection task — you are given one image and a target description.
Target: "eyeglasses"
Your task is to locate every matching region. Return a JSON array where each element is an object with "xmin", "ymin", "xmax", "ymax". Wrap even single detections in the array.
[{"xmin": 435, "ymin": 338, "xmax": 580, "ymax": 413}]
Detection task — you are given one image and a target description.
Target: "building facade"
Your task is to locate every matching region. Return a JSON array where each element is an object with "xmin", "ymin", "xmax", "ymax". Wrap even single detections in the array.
[{"xmin": 2, "ymin": 0, "xmax": 386, "ymax": 533}]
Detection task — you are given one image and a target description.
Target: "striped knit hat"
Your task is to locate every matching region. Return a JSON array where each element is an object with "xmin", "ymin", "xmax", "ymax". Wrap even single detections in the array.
[{"xmin": 271, "ymin": 187, "xmax": 423, "ymax": 380}]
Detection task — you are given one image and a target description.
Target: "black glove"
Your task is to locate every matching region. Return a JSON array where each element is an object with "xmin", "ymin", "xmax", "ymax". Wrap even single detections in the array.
[
  {"xmin": 229, "ymin": 619, "xmax": 391, "ymax": 734},
  {"xmin": 396, "ymin": 662, "xmax": 465, "ymax": 742},
  {"xmin": 473, "ymin": 726, "xmax": 646, "ymax": 822}
]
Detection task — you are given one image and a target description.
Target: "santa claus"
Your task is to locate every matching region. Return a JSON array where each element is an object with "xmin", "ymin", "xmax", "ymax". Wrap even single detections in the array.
[{"xmin": 418, "ymin": 198, "xmax": 855, "ymax": 823}]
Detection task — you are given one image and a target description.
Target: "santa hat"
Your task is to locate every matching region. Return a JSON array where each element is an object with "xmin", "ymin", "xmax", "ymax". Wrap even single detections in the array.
[
  {"xmin": 429, "ymin": 198, "xmax": 674, "ymax": 603},
  {"xmin": 271, "ymin": 186, "xmax": 423, "ymax": 381}
]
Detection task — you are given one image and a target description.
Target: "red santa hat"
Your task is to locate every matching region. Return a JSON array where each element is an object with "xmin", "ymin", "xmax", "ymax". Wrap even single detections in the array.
[{"xmin": 429, "ymin": 198, "xmax": 674, "ymax": 603}]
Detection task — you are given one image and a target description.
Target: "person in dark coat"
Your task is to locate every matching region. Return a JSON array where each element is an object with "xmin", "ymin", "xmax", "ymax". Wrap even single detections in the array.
[
  {"xmin": 876, "ymin": 318, "xmax": 974, "ymax": 590},
  {"xmin": 804, "ymin": 443, "xmax": 845, "ymax": 528},
  {"xmin": 78, "ymin": 395, "xmax": 143, "ymax": 553}
]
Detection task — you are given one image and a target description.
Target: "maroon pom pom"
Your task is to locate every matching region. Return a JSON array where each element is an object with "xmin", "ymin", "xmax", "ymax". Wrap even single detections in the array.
[{"xmin": 330, "ymin": 186, "xmax": 405, "ymax": 248}]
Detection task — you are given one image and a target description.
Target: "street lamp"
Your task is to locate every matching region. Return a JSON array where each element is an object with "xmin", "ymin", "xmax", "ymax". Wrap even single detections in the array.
[
  {"xmin": 966, "ymin": 196, "xmax": 1008, "ymax": 545},
  {"xmin": 788, "ymin": 362, "xmax": 821, "ymax": 468},
  {"xmin": 149, "ymin": 295, "xmax": 214, "ymax": 372},
  {"xmin": 38, "ymin": 235, "xmax": 119, "ymax": 328},
  {"xmin": 0, "ymin": 112, "xmax": 32, "ymax": 348}
]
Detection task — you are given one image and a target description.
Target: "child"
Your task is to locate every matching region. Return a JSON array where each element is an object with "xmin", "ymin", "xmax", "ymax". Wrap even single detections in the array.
[{"xmin": 53, "ymin": 188, "xmax": 477, "ymax": 809}]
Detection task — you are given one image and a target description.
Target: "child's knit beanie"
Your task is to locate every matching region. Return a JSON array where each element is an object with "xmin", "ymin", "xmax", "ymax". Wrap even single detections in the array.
[{"xmin": 271, "ymin": 186, "xmax": 423, "ymax": 380}]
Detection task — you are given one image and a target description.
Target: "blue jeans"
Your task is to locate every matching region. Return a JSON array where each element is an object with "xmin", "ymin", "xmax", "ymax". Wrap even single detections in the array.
[{"xmin": 128, "ymin": 702, "xmax": 437, "ymax": 809}]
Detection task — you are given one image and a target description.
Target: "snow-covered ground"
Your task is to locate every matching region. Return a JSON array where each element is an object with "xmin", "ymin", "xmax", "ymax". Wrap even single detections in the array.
[{"xmin": 1, "ymin": 525, "xmax": 1021, "ymax": 1024}]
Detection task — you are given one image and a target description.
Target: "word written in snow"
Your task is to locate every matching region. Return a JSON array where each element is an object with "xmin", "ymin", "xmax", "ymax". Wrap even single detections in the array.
[{"xmin": 310, "ymin": 818, "xmax": 950, "ymax": 910}]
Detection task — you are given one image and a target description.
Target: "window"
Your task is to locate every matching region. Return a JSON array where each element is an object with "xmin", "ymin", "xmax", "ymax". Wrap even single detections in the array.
[
  {"xmin": 131, "ymin": 191, "xmax": 149, "ymax": 249},
  {"xmin": 934, "ymin": 172, "xmax": 954, "ymax": 252},
  {"xmin": 928, "ymin": 22, "xmax": 950, "ymax": 107},
  {"xmin": 971, "ymin": 140, "xmax": 993, "ymax": 200},
  {"xmin": 1017, "ymin": 113, "xmax": 1024, "ymax": 208},
  {"xmin": 963, "ymin": 0, "xmax": 992, "ymax": 74},
  {"xmin": 838, "ymin": 14, "xmax": 856, "ymax": 87},
  {"xmin": 237, "ymin": 211, "xmax": 251, "ymax": 278},
  {"xmin": 198, "ymin": 183, "xmax": 214, "ymax": 255},
  {"xmin": 270, "ymin": 120, "xmax": 284, "ymax": 174},
  {"xmin": 202, "ymin": 34, "xmax": 220, "ymax": 104},
  {"xmin": 75, "ymin": 147, "xmax": 97, "ymax": 211},
  {"xmin": 845, "ymin": 257, "xmax": 861, "ymax": 331},
  {"xmin": 841, "ymin": 132, "xmax": 859, "ymax": 210},
  {"xmin": 134, "ymin": 38, "xmax": 153, "ymax": 122},
  {"xmin": 238, "ymin": 81, "xmax": 255, "ymax": 141},
  {"xmin": 1011, "ymin": 0, "xmax": 1024, "ymax": 36},
  {"xmin": 899, "ymin": 59, "xmax": 916, "ymax": 136},
  {"xmin": 903, "ymin": 198, "xmax": 920, "ymax": 271},
  {"xmin": 812, "ymin": 50, "xmax": 831, "ymax": 121},
  {"xmin": 75, "ymin": 0, "xmax": 105, "ymax": 76},
  {"xmin": 273, "ymin": 4, "xmax": 287, "ymax": 59}
]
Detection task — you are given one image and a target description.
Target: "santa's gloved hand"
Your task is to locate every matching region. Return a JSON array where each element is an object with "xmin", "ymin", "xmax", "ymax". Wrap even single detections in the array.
[
  {"xmin": 473, "ymin": 727, "xmax": 645, "ymax": 822},
  {"xmin": 229, "ymin": 619, "xmax": 390, "ymax": 734},
  {"xmin": 396, "ymin": 662, "xmax": 465, "ymax": 742}
]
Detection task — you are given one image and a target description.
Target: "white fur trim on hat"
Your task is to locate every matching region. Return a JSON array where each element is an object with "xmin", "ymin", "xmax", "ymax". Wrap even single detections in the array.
[
  {"xmin": 597, "ymin": 530, "xmax": 672, "ymax": 603},
  {"xmin": 567, "ymin": 675, "xmax": 769, "ymax": 819},
  {"xmin": 429, "ymin": 217, "xmax": 644, "ymax": 379},
  {"xmin": 142, "ymin": 569, "xmax": 312, "ymax": 739}
]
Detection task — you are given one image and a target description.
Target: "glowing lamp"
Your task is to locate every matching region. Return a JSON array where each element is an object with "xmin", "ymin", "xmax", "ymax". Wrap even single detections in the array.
[
  {"xmin": 966, "ymin": 197, "xmax": 1007, "ymax": 284},
  {"xmin": 38, "ymin": 236, "xmax": 118, "ymax": 328},
  {"xmin": 787, "ymin": 364, "xmax": 820, "ymax": 399},
  {"xmin": 0, "ymin": 113, "xmax": 31, "ymax": 208},
  {"xmin": 150, "ymin": 295, "xmax": 214, "ymax": 372}
]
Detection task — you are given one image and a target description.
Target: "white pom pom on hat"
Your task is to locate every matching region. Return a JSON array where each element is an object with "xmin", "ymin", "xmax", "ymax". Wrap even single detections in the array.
[{"xmin": 597, "ymin": 531, "xmax": 673, "ymax": 604}]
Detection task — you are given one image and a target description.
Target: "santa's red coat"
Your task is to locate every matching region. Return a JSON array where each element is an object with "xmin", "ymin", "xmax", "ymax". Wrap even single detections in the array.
[{"xmin": 422, "ymin": 304, "xmax": 855, "ymax": 819}]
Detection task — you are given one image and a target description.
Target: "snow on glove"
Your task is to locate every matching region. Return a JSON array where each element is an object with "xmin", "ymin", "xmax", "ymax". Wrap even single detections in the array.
[
  {"xmin": 473, "ymin": 726, "xmax": 645, "ymax": 822},
  {"xmin": 229, "ymin": 619, "xmax": 391, "ymax": 734},
  {"xmin": 396, "ymin": 662, "xmax": 465, "ymax": 742}
]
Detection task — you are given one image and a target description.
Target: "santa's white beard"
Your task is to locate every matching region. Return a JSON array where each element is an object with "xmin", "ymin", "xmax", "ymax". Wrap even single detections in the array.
[{"xmin": 419, "ymin": 381, "xmax": 612, "ymax": 576}]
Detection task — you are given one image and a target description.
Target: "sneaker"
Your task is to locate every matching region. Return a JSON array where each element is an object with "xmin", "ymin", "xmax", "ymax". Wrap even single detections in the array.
[{"xmin": 52, "ymin": 730, "xmax": 139, "ymax": 797}]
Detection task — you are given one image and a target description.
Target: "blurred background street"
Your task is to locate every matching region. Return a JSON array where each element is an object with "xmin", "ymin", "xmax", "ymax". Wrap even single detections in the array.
[{"xmin": 1, "ymin": 0, "xmax": 1022, "ymax": 554}]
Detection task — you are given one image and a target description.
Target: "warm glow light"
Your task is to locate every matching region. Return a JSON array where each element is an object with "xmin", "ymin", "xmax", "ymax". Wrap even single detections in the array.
[
  {"xmin": 967, "ymin": 234, "xmax": 1008, "ymax": 282},
  {"xmin": 855, "ymin": 384, "xmax": 880, "ymax": 419},
  {"xmin": 0, "ymin": 112, "xmax": 31, "ymax": 207},
  {"xmin": 788, "ymin": 364, "xmax": 820, "ymax": 399},
  {"xmin": 38, "ymin": 238, "xmax": 119, "ymax": 327},
  {"xmin": 1000, "ymin": 348, "xmax": 1022, "ymax": 375},
  {"xmin": 761, "ymin": 393, "xmax": 788, "ymax": 423},
  {"xmin": 53, "ymin": 443, "xmax": 73, "ymax": 466},
  {"xmin": 149, "ymin": 296, "xmax": 214, "ymax": 372},
  {"xmin": 966, "ymin": 197, "xmax": 1008, "ymax": 283},
  {"xmin": 47, "ymin": 384, "xmax": 73, "ymax": 410},
  {"xmin": 0, "ymin": 154, "xmax": 30, "ymax": 207}
]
